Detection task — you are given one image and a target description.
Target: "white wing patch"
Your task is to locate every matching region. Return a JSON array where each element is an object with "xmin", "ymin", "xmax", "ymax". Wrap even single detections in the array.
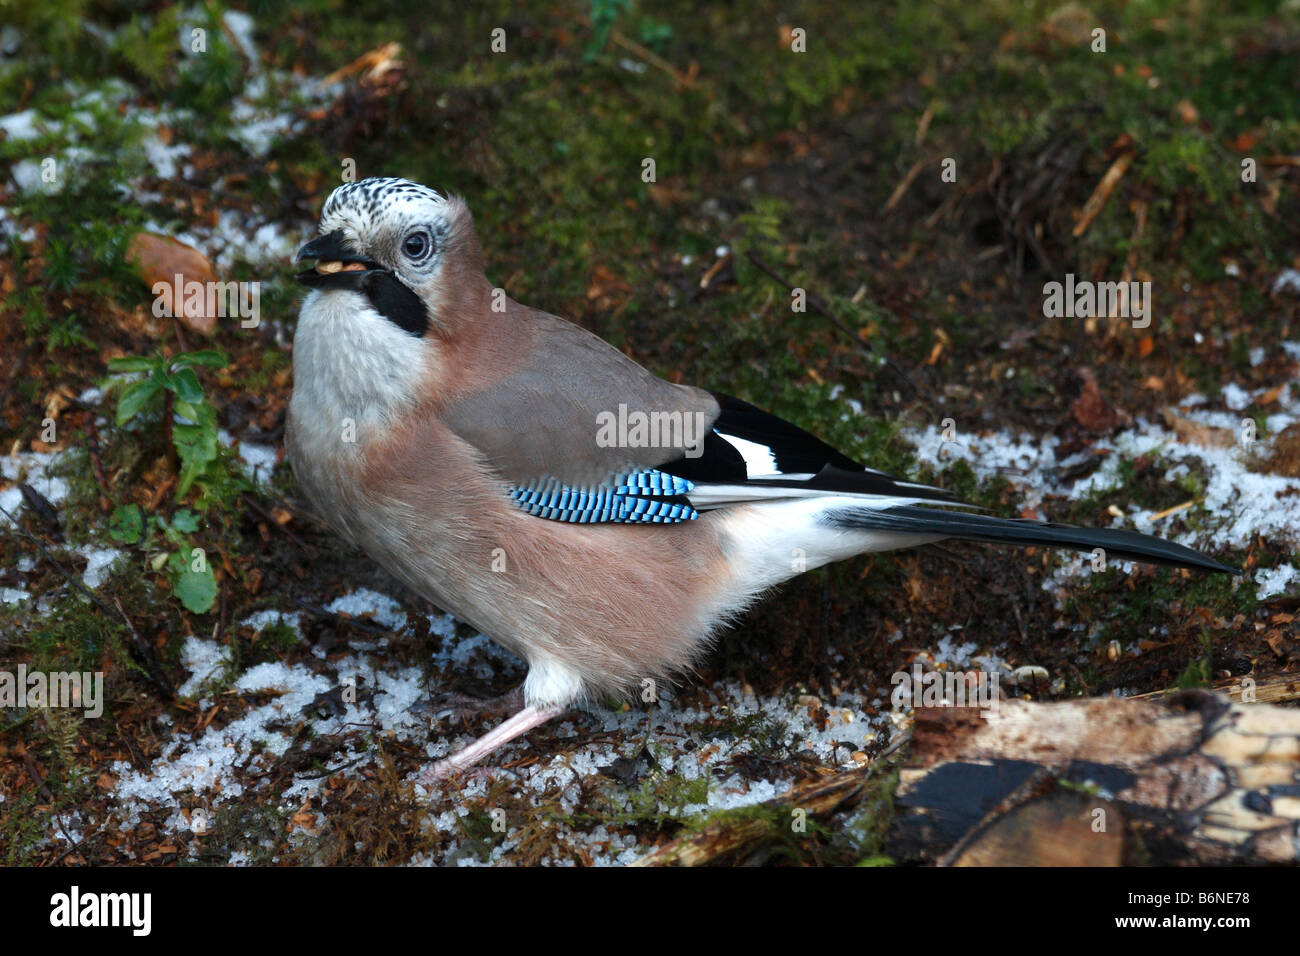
[{"xmin": 716, "ymin": 431, "xmax": 781, "ymax": 477}]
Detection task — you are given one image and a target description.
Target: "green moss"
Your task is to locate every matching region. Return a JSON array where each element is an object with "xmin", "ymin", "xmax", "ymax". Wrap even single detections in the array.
[
  {"xmin": 681, "ymin": 799, "xmax": 830, "ymax": 865},
  {"xmin": 190, "ymin": 802, "xmax": 292, "ymax": 866},
  {"xmin": 0, "ymin": 790, "xmax": 55, "ymax": 865},
  {"xmin": 249, "ymin": 620, "xmax": 300, "ymax": 664},
  {"xmin": 575, "ymin": 769, "xmax": 710, "ymax": 830},
  {"xmin": 845, "ymin": 761, "xmax": 900, "ymax": 864},
  {"xmin": 13, "ymin": 593, "xmax": 121, "ymax": 677}
]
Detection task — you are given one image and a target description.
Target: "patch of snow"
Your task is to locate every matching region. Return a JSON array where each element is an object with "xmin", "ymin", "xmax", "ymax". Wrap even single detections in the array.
[
  {"xmin": 1, "ymin": 451, "xmax": 70, "ymax": 525},
  {"xmin": 1256, "ymin": 564, "xmax": 1298, "ymax": 600},
  {"xmin": 78, "ymin": 547, "xmax": 122, "ymax": 588},
  {"xmin": 236, "ymin": 440, "xmax": 277, "ymax": 484},
  {"xmin": 0, "ymin": 109, "xmax": 40, "ymax": 140},
  {"xmin": 325, "ymin": 588, "xmax": 407, "ymax": 631},
  {"xmin": 241, "ymin": 609, "xmax": 303, "ymax": 637},
  {"xmin": 176, "ymin": 636, "xmax": 233, "ymax": 698}
]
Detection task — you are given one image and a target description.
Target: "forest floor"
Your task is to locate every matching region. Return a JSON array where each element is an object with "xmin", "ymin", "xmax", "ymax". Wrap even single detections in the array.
[{"xmin": 1, "ymin": 1, "xmax": 1297, "ymax": 865}]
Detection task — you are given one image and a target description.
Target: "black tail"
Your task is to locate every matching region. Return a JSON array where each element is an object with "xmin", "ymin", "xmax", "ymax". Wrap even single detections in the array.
[{"xmin": 825, "ymin": 505, "xmax": 1237, "ymax": 574}]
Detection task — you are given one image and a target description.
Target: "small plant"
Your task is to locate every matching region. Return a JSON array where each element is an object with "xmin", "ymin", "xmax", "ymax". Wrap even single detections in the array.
[
  {"xmin": 109, "ymin": 503, "xmax": 218, "ymax": 614},
  {"xmin": 46, "ymin": 313, "xmax": 94, "ymax": 352},
  {"xmin": 1173, "ymin": 631, "xmax": 1216, "ymax": 690},
  {"xmin": 108, "ymin": 349, "xmax": 229, "ymax": 498}
]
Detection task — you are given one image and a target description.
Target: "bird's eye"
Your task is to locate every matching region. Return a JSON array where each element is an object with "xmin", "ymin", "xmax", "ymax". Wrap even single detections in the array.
[{"xmin": 402, "ymin": 232, "xmax": 430, "ymax": 260}]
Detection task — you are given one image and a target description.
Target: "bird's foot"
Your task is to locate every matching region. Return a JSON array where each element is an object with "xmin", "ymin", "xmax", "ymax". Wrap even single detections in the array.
[{"xmin": 419, "ymin": 703, "xmax": 566, "ymax": 787}]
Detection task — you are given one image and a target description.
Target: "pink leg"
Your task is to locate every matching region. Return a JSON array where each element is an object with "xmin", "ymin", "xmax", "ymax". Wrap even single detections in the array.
[{"xmin": 419, "ymin": 704, "xmax": 566, "ymax": 784}]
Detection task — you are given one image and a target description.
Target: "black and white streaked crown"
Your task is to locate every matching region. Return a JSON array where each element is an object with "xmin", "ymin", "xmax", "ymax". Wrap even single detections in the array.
[{"xmin": 320, "ymin": 177, "xmax": 446, "ymax": 228}]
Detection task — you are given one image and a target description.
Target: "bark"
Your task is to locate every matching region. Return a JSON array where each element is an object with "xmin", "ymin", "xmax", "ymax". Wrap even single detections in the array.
[{"xmin": 890, "ymin": 691, "xmax": 1300, "ymax": 866}]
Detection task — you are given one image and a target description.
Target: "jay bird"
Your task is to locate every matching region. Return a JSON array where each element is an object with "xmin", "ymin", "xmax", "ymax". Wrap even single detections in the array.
[{"xmin": 286, "ymin": 177, "xmax": 1234, "ymax": 783}]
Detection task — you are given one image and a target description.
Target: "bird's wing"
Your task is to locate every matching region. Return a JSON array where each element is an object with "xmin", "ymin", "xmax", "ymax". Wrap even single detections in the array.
[
  {"xmin": 662, "ymin": 392, "xmax": 961, "ymax": 512},
  {"xmin": 438, "ymin": 309, "xmax": 958, "ymax": 525}
]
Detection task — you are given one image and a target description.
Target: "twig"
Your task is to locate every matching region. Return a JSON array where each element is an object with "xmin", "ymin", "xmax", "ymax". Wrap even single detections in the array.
[
  {"xmin": 2, "ymin": 505, "xmax": 116, "ymax": 619},
  {"xmin": 1072, "ymin": 150, "xmax": 1135, "ymax": 238},
  {"xmin": 171, "ymin": 316, "xmax": 190, "ymax": 354},
  {"xmin": 882, "ymin": 157, "xmax": 929, "ymax": 214},
  {"xmin": 745, "ymin": 251, "xmax": 929, "ymax": 400},
  {"xmin": 914, "ymin": 102, "xmax": 936, "ymax": 148},
  {"xmin": 17, "ymin": 741, "xmax": 87, "ymax": 864},
  {"xmin": 1148, "ymin": 498, "xmax": 1200, "ymax": 522},
  {"xmin": 84, "ymin": 415, "xmax": 111, "ymax": 499},
  {"xmin": 698, "ymin": 252, "xmax": 732, "ymax": 290},
  {"xmin": 113, "ymin": 597, "xmax": 176, "ymax": 701},
  {"xmin": 610, "ymin": 30, "xmax": 693, "ymax": 87},
  {"xmin": 19, "ymin": 745, "xmax": 56, "ymax": 802}
]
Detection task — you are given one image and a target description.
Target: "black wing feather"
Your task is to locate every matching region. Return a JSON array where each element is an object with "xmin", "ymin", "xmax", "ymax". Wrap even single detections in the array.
[{"xmin": 658, "ymin": 391, "xmax": 959, "ymax": 505}]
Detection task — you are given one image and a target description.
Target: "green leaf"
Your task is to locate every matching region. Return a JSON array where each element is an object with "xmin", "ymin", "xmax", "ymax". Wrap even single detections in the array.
[
  {"xmin": 108, "ymin": 504, "xmax": 144, "ymax": 544},
  {"xmin": 172, "ymin": 349, "xmax": 228, "ymax": 369},
  {"xmin": 107, "ymin": 356, "xmax": 159, "ymax": 373},
  {"xmin": 169, "ymin": 508, "xmax": 200, "ymax": 533},
  {"xmin": 173, "ymin": 394, "xmax": 217, "ymax": 426},
  {"xmin": 168, "ymin": 549, "xmax": 217, "ymax": 614},
  {"xmin": 115, "ymin": 378, "xmax": 163, "ymax": 425},
  {"xmin": 173, "ymin": 422, "xmax": 219, "ymax": 496},
  {"xmin": 168, "ymin": 367, "xmax": 204, "ymax": 403},
  {"xmin": 172, "ymin": 399, "xmax": 202, "ymax": 423}
]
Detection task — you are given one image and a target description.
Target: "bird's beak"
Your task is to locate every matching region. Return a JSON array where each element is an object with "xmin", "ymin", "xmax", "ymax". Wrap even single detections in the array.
[{"xmin": 294, "ymin": 230, "xmax": 385, "ymax": 289}]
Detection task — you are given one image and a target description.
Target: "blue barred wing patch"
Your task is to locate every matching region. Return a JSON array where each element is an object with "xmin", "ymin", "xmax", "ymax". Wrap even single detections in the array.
[{"xmin": 509, "ymin": 470, "xmax": 697, "ymax": 524}]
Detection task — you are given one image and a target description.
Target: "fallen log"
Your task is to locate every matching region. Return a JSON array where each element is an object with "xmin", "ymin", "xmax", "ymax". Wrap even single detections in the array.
[{"xmin": 890, "ymin": 691, "xmax": 1300, "ymax": 865}]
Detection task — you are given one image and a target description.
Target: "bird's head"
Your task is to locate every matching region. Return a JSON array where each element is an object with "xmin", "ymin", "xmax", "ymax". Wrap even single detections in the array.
[
  {"xmin": 290, "ymin": 178, "xmax": 492, "ymax": 440},
  {"xmin": 294, "ymin": 177, "xmax": 484, "ymax": 337}
]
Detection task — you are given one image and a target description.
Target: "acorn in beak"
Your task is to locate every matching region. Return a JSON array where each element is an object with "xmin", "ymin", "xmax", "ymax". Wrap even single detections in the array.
[{"xmin": 294, "ymin": 230, "xmax": 385, "ymax": 288}]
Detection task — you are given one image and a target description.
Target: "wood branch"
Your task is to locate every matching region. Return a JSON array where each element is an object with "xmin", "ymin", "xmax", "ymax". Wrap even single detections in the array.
[
  {"xmin": 629, "ymin": 771, "xmax": 866, "ymax": 866},
  {"xmin": 889, "ymin": 692, "xmax": 1300, "ymax": 865},
  {"xmin": 1129, "ymin": 675, "xmax": 1300, "ymax": 706},
  {"xmin": 1072, "ymin": 149, "xmax": 1135, "ymax": 238},
  {"xmin": 631, "ymin": 734, "xmax": 912, "ymax": 866},
  {"xmin": 882, "ymin": 158, "xmax": 929, "ymax": 214}
]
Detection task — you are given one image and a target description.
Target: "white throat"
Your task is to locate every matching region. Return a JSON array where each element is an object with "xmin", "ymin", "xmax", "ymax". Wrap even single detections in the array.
[{"xmin": 290, "ymin": 288, "xmax": 429, "ymax": 446}]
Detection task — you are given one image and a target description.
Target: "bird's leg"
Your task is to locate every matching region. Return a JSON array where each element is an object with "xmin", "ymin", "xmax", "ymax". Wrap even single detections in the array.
[{"xmin": 419, "ymin": 704, "xmax": 566, "ymax": 784}]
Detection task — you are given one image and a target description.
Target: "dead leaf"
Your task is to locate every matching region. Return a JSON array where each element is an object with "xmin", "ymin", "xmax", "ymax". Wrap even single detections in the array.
[
  {"xmin": 1229, "ymin": 131, "xmax": 1261, "ymax": 153},
  {"xmin": 322, "ymin": 41, "xmax": 404, "ymax": 88},
  {"xmin": 1162, "ymin": 409, "xmax": 1237, "ymax": 449},
  {"xmin": 1258, "ymin": 384, "xmax": 1286, "ymax": 406},
  {"xmin": 1265, "ymin": 423, "xmax": 1300, "ymax": 477},
  {"xmin": 1071, "ymin": 370, "xmax": 1129, "ymax": 433},
  {"xmin": 126, "ymin": 232, "xmax": 219, "ymax": 335}
]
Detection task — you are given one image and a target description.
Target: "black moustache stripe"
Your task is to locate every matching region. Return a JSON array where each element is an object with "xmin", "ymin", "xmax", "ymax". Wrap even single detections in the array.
[
  {"xmin": 362, "ymin": 271, "xmax": 429, "ymax": 337},
  {"xmin": 294, "ymin": 268, "xmax": 429, "ymax": 337}
]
